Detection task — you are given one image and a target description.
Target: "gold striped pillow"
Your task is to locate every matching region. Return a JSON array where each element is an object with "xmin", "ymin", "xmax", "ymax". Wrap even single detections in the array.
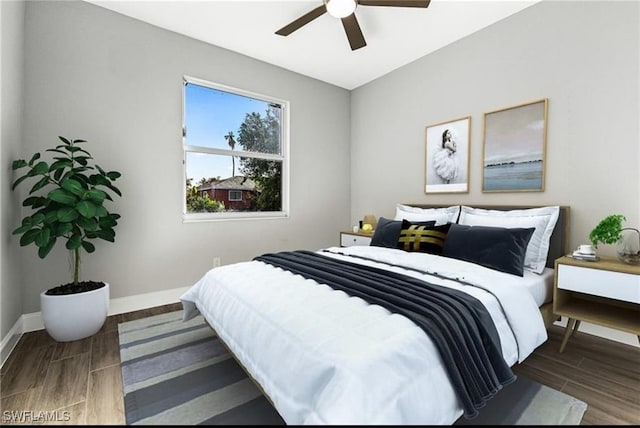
[{"xmin": 397, "ymin": 220, "xmax": 452, "ymax": 254}]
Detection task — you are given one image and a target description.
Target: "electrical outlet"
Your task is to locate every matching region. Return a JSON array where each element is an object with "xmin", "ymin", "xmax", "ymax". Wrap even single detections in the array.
[{"xmin": 212, "ymin": 257, "xmax": 221, "ymax": 268}]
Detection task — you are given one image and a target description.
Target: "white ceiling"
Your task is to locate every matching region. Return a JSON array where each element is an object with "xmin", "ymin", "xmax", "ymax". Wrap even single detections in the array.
[{"xmin": 86, "ymin": 0, "xmax": 541, "ymax": 90}]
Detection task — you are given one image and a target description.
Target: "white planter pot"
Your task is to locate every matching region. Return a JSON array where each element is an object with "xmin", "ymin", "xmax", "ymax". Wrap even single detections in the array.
[{"xmin": 40, "ymin": 282, "xmax": 109, "ymax": 342}]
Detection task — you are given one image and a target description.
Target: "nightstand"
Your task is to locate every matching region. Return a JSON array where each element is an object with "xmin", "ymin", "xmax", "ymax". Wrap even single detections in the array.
[
  {"xmin": 340, "ymin": 231, "xmax": 373, "ymax": 247},
  {"xmin": 553, "ymin": 256, "xmax": 640, "ymax": 352}
]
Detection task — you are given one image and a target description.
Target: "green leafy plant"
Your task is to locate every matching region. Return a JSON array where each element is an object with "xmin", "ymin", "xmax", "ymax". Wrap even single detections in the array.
[
  {"xmin": 186, "ymin": 185, "xmax": 225, "ymax": 212},
  {"xmin": 588, "ymin": 214, "xmax": 625, "ymax": 248},
  {"xmin": 12, "ymin": 137, "xmax": 122, "ymax": 291}
]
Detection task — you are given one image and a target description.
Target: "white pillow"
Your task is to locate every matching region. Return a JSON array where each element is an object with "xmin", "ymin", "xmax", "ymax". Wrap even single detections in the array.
[
  {"xmin": 458, "ymin": 206, "xmax": 560, "ymax": 274},
  {"xmin": 394, "ymin": 204, "xmax": 460, "ymax": 226}
]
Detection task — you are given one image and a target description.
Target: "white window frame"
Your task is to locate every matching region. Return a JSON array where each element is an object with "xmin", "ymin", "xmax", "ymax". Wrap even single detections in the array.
[
  {"xmin": 182, "ymin": 76, "xmax": 290, "ymax": 222},
  {"xmin": 228, "ymin": 190, "xmax": 242, "ymax": 201}
]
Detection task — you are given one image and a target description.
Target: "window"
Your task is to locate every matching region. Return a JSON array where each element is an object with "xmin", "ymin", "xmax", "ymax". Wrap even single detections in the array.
[{"xmin": 182, "ymin": 76, "xmax": 289, "ymax": 220}]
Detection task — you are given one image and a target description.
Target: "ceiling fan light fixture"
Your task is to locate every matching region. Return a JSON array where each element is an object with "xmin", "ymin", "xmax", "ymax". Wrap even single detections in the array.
[{"xmin": 325, "ymin": 0, "xmax": 357, "ymax": 19}]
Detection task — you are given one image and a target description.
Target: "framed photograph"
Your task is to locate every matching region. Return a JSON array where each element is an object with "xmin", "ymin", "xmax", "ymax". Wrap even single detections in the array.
[
  {"xmin": 482, "ymin": 98, "xmax": 548, "ymax": 192},
  {"xmin": 424, "ymin": 116, "xmax": 471, "ymax": 194}
]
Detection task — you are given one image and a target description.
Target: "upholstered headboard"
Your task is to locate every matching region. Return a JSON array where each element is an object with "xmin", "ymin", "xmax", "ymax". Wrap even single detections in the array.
[{"xmin": 404, "ymin": 205, "xmax": 570, "ymax": 269}]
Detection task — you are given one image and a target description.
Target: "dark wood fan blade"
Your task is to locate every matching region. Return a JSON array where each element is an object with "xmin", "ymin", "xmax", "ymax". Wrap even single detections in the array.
[
  {"xmin": 275, "ymin": 5, "xmax": 327, "ymax": 36},
  {"xmin": 358, "ymin": 0, "xmax": 430, "ymax": 7},
  {"xmin": 341, "ymin": 14, "xmax": 367, "ymax": 51}
]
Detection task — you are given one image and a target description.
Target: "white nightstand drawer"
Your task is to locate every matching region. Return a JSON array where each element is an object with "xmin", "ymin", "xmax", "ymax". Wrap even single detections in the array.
[
  {"xmin": 340, "ymin": 233, "xmax": 372, "ymax": 247},
  {"xmin": 557, "ymin": 264, "xmax": 640, "ymax": 304}
]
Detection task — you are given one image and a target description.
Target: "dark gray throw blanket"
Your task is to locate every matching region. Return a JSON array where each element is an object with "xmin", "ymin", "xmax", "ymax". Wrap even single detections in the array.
[{"xmin": 253, "ymin": 250, "xmax": 516, "ymax": 419}]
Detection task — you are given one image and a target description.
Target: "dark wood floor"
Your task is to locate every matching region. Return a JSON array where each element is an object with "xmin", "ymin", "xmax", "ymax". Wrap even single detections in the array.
[
  {"xmin": 1, "ymin": 303, "xmax": 638, "ymax": 425},
  {"xmin": 512, "ymin": 326, "xmax": 640, "ymax": 425}
]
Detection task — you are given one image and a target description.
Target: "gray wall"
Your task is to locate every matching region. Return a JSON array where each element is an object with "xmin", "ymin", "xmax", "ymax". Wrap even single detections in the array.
[
  {"xmin": 1, "ymin": 0, "xmax": 26, "ymax": 339},
  {"xmin": 350, "ymin": 0, "xmax": 639, "ymax": 257},
  {"xmin": 17, "ymin": 0, "xmax": 351, "ymax": 313}
]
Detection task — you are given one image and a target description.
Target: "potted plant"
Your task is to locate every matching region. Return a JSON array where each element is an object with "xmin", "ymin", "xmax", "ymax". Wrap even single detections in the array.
[
  {"xmin": 12, "ymin": 136, "xmax": 122, "ymax": 341},
  {"xmin": 589, "ymin": 214, "xmax": 640, "ymax": 265}
]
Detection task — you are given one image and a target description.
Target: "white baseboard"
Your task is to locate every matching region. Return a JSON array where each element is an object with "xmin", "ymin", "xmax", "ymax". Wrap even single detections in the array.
[
  {"xmin": 0, "ymin": 318, "xmax": 23, "ymax": 369},
  {"xmin": 0, "ymin": 285, "xmax": 190, "ymax": 368},
  {"xmin": 554, "ymin": 317, "xmax": 639, "ymax": 348},
  {"xmin": 109, "ymin": 286, "xmax": 190, "ymax": 318}
]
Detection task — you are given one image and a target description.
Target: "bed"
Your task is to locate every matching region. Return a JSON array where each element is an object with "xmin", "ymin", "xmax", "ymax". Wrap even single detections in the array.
[{"xmin": 181, "ymin": 204, "xmax": 569, "ymax": 425}]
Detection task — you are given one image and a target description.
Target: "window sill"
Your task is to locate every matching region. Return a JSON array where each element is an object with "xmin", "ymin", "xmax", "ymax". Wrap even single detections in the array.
[{"xmin": 183, "ymin": 211, "xmax": 289, "ymax": 223}]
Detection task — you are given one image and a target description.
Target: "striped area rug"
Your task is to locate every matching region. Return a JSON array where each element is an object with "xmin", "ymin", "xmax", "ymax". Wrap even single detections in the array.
[
  {"xmin": 119, "ymin": 310, "xmax": 587, "ymax": 425},
  {"xmin": 118, "ymin": 311, "xmax": 284, "ymax": 425}
]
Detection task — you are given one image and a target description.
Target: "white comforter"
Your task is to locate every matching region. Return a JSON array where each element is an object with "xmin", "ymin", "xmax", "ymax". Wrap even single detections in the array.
[{"xmin": 181, "ymin": 246, "xmax": 547, "ymax": 425}]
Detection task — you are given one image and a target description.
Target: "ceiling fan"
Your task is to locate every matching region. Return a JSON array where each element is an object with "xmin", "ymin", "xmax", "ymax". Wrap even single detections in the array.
[{"xmin": 275, "ymin": 0, "xmax": 431, "ymax": 51}]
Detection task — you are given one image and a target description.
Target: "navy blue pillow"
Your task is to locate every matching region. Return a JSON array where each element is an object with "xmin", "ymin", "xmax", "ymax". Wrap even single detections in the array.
[
  {"xmin": 371, "ymin": 217, "xmax": 435, "ymax": 249},
  {"xmin": 442, "ymin": 223, "xmax": 535, "ymax": 276}
]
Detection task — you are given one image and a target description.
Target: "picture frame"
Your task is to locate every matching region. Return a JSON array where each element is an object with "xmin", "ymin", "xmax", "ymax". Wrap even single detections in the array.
[
  {"xmin": 424, "ymin": 116, "xmax": 471, "ymax": 194},
  {"xmin": 482, "ymin": 98, "xmax": 548, "ymax": 192}
]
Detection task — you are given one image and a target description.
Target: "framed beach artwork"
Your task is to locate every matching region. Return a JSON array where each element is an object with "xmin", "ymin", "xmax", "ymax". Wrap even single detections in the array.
[
  {"xmin": 425, "ymin": 116, "xmax": 471, "ymax": 194},
  {"xmin": 482, "ymin": 98, "xmax": 548, "ymax": 192}
]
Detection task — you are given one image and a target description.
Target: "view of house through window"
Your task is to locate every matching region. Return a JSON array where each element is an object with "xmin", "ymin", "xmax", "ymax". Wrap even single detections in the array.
[{"xmin": 183, "ymin": 77, "xmax": 287, "ymax": 218}]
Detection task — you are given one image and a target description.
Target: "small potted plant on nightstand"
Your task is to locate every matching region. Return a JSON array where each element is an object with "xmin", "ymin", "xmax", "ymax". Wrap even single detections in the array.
[
  {"xmin": 589, "ymin": 214, "xmax": 640, "ymax": 265},
  {"xmin": 12, "ymin": 136, "xmax": 122, "ymax": 341}
]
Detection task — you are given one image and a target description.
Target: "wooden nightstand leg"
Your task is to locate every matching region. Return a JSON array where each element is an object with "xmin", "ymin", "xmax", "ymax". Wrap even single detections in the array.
[
  {"xmin": 572, "ymin": 320, "xmax": 581, "ymax": 334},
  {"xmin": 560, "ymin": 318, "xmax": 576, "ymax": 353}
]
